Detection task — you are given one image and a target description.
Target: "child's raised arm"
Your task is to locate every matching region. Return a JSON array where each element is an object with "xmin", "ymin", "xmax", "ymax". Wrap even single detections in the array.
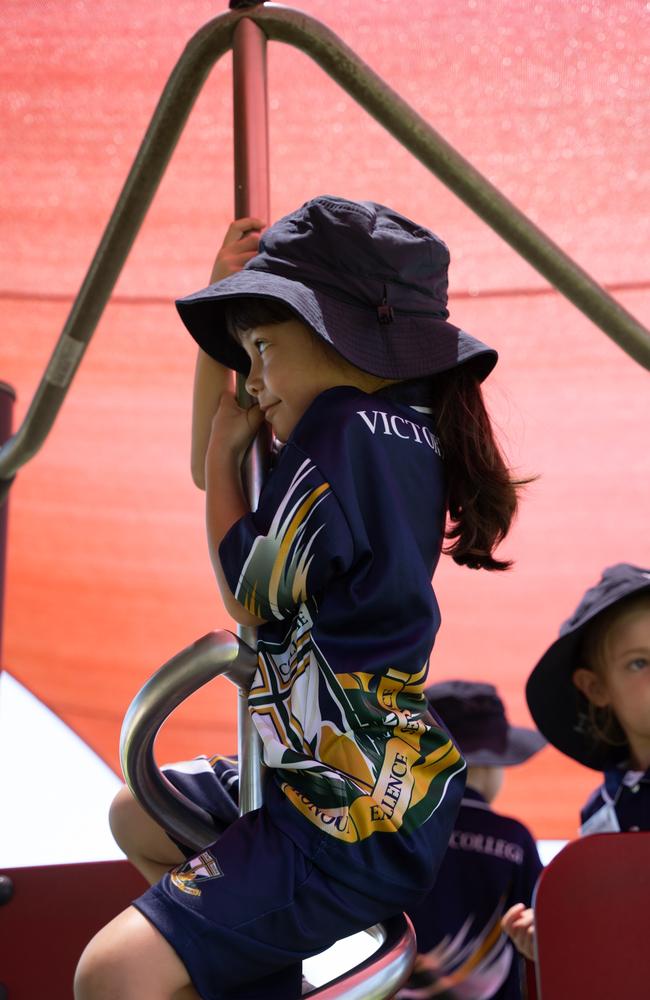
[
  {"xmin": 190, "ymin": 217, "xmax": 265, "ymax": 489},
  {"xmin": 204, "ymin": 391, "xmax": 266, "ymax": 627}
]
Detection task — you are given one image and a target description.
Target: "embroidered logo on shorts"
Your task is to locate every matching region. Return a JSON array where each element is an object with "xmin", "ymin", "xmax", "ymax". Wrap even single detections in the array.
[{"xmin": 170, "ymin": 851, "xmax": 224, "ymax": 897}]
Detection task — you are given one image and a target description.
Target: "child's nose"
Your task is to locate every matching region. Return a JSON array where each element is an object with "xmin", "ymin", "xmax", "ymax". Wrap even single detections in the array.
[{"xmin": 245, "ymin": 362, "xmax": 263, "ymax": 397}]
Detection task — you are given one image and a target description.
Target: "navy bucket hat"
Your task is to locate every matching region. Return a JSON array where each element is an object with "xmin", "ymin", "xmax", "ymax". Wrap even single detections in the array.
[
  {"xmin": 425, "ymin": 680, "xmax": 545, "ymax": 767},
  {"xmin": 176, "ymin": 196, "xmax": 498, "ymax": 381},
  {"xmin": 526, "ymin": 563, "xmax": 650, "ymax": 770}
]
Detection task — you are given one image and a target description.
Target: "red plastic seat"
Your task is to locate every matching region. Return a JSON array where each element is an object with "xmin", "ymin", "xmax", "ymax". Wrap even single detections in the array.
[
  {"xmin": 0, "ymin": 861, "xmax": 147, "ymax": 999},
  {"xmin": 533, "ymin": 832, "xmax": 650, "ymax": 999}
]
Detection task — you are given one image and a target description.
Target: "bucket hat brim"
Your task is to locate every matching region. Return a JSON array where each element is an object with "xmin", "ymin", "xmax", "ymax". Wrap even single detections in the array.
[
  {"xmin": 462, "ymin": 726, "xmax": 546, "ymax": 768},
  {"xmin": 424, "ymin": 679, "xmax": 546, "ymax": 768},
  {"xmin": 526, "ymin": 566, "xmax": 650, "ymax": 770},
  {"xmin": 176, "ymin": 267, "xmax": 498, "ymax": 382}
]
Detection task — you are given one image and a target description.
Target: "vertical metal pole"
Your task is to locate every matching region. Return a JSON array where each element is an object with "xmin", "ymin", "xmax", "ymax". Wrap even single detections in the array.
[
  {"xmin": 0, "ymin": 384, "xmax": 16, "ymax": 672},
  {"xmin": 231, "ymin": 10, "xmax": 271, "ymax": 815},
  {"xmin": 233, "ymin": 15, "xmax": 271, "ymax": 220}
]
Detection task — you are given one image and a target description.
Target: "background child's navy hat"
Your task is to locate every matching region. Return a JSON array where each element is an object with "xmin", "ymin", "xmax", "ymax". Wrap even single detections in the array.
[
  {"xmin": 176, "ymin": 195, "xmax": 497, "ymax": 382},
  {"xmin": 526, "ymin": 563, "xmax": 650, "ymax": 771},
  {"xmin": 425, "ymin": 680, "xmax": 545, "ymax": 767}
]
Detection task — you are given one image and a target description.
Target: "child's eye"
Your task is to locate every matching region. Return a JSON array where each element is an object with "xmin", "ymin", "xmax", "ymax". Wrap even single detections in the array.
[
  {"xmin": 254, "ymin": 339, "xmax": 269, "ymax": 355},
  {"xmin": 627, "ymin": 657, "xmax": 649, "ymax": 672}
]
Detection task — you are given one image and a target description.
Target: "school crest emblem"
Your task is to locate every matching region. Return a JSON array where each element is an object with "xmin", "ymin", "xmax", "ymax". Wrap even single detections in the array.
[{"xmin": 170, "ymin": 850, "xmax": 224, "ymax": 896}]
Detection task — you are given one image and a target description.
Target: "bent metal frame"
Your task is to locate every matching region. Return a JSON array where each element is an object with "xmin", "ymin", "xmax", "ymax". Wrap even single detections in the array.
[{"xmin": 1, "ymin": 2, "xmax": 649, "ymax": 995}]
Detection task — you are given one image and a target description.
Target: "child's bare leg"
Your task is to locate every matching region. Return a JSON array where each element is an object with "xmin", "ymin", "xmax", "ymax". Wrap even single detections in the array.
[
  {"xmin": 109, "ymin": 785, "xmax": 186, "ymax": 885},
  {"xmin": 75, "ymin": 906, "xmax": 200, "ymax": 1000}
]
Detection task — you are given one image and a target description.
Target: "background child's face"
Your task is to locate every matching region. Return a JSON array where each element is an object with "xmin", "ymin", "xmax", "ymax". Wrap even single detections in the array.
[
  {"xmin": 574, "ymin": 608, "xmax": 650, "ymax": 757},
  {"xmin": 241, "ymin": 319, "xmax": 387, "ymax": 441}
]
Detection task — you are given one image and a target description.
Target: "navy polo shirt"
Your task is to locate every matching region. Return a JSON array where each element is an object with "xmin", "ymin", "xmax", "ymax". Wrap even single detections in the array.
[
  {"xmin": 219, "ymin": 385, "xmax": 467, "ymax": 902},
  {"xmin": 580, "ymin": 766, "xmax": 650, "ymax": 834},
  {"xmin": 401, "ymin": 788, "xmax": 542, "ymax": 1000}
]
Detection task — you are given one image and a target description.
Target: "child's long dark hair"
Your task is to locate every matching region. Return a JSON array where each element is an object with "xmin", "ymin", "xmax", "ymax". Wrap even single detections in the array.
[
  {"xmin": 426, "ymin": 368, "xmax": 527, "ymax": 571},
  {"xmin": 225, "ymin": 297, "xmax": 528, "ymax": 572}
]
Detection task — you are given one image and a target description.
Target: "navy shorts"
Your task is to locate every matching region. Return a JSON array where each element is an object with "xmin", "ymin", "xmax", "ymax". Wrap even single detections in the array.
[
  {"xmin": 161, "ymin": 755, "xmax": 240, "ymax": 856},
  {"xmin": 134, "ymin": 802, "xmax": 397, "ymax": 1000}
]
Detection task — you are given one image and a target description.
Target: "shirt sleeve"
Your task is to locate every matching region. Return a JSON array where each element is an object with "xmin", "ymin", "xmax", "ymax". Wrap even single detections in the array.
[{"xmin": 218, "ymin": 444, "xmax": 355, "ymax": 622}]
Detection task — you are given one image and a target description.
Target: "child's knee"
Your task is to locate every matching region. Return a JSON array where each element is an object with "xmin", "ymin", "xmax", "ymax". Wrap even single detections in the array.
[
  {"xmin": 108, "ymin": 783, "xmax": 185, "ymax": 880},
  {"xmin": 74, "ymin": 943, "xmax": 110, "ymax": 998},
  {"xmin": 75, "ymin": 908, "xmax": 192, "ymax": 999},
  {"xmin": 75, "ymin": 923, "xmax": 132, "ymax": 998},
  {"xmin": 108, "ymin": 784, "xmax": 141, "ymax": 853}
]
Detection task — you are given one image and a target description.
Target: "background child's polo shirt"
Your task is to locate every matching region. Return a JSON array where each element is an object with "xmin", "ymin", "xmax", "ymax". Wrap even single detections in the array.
[
  {"xmin": 219, "ymin": 385, "xmax": 466, "ymax": 902},
  {"xmin": 402, "ymin": 788, "xmax": 542, "ymax": 1000},
  {"xmin": 580, "ymin": 766, "xmax": 650, "ymax": 834}
]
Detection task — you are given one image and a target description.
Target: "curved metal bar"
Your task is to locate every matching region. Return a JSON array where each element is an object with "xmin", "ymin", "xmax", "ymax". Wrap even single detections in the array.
[
  {"xmin": 306, "ymin": 915, "xmax": 416, "ymax": 999},
  {"xmin": 120, "ymin": 629, "xmax": 257, "ymax": 851},
  {"xmin": 0, "ymin": 6, "xmax": 249, "ymax": 493},
  {"xmin": 249, "ymin": 3, "xmax": 650, "ymax": 371}
]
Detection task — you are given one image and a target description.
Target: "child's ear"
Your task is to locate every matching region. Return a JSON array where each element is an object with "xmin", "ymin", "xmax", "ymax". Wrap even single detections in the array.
[{"xmin": 572, "ymin": 668, "xmax": 610, "ymax": 708}]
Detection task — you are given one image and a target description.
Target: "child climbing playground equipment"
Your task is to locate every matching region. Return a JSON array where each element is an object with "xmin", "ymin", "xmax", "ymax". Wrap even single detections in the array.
[{"xmin": 1, "ymin": 2, "xmax": 649, "ymax": 997}]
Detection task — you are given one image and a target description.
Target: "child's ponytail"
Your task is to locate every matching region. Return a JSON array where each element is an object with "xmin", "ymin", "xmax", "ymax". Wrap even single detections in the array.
[{"xmin": 429, "ymin": 369, "xmax": 529, "ymax": 572}]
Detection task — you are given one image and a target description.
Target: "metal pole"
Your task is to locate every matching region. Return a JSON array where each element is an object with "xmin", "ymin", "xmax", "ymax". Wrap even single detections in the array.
[
  {"xmin": 233, "ymin": 11, "xmax": 271, "ymax": 219},
  {"xmin": 0, "ymin": 384, "xmax": 16, "ymax": 669},
  {"xmin": 231, "ymin": 5, "xmax": 272, "ymax": 815}
]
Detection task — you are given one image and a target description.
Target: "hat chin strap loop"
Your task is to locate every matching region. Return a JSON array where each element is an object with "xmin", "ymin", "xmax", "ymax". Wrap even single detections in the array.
[{"xmin": 377, "ymin": 284, "xmax": 394, "ymax": 324}]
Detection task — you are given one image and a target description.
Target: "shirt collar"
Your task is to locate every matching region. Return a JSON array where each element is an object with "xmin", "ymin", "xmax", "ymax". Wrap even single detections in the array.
[
  {"xmin": 604, "ymin": 764, "xmax": 650, "ymax": 797},
  {"xmin": 460, "ymin": 786, "xmax": 492, "ymax": 809},
  {"xmin": 373, "ymin": 378, "xmax": 434, "ymax": 409}
]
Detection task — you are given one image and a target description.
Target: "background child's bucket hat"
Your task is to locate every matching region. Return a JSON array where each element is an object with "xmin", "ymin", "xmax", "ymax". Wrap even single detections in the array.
[
  {"xmin": 425, "ymin": 680, "xmax": 545, "ymax": 767},
  {"xmin": 176, "ymin": 195, "xmax": 497, "ymax": 381},
  {"xmin": 526, "ymin": 563, "xmax": 650, "ymax": 770}
]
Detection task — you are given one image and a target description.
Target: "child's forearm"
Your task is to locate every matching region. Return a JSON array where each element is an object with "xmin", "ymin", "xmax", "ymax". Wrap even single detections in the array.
[
  {"xmin": 191, "ymin": 350, "xmax": 233, "ymax": 490},
  {"xmin": 205, "ymin": 450, "xmax": 266, "ymax": 627}
]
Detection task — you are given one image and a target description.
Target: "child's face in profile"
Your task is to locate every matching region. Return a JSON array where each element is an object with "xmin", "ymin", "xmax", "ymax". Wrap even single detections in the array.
[
  {"xmin": 574, "ymin": 607, "xmax": 650, "ymax": 765},
  {"xmin": 240, "ymin": 318, "xmax": 386, "ymax": 442}
]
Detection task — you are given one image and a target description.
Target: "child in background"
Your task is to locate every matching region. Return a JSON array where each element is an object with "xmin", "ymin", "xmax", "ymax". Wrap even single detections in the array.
[
  {"xmin": 77, "ymin": 195, "xmax": 528, "ymax": 1000},
  {"xmin": 399, "ymin": 681, "xmax": 544, "ymax": 1000},
  {"xmin": 503, "ymin": 562, "xmax": 650, "ymax": 960}
]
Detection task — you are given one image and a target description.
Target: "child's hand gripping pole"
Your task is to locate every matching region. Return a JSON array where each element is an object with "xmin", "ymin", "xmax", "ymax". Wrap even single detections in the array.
[{"xmin": 190, "ymin": 218, "xmax": 266, "ymax": 489}]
